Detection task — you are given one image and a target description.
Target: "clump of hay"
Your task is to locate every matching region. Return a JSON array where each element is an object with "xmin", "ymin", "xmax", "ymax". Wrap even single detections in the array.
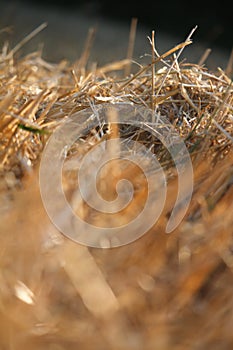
[{"xmin": 0, "ymin": 23, "xmax": 232, "ymax": 349}]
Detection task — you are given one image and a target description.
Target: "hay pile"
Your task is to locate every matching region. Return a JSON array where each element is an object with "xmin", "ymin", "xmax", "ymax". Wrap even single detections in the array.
[{"xmin": 0, "ymin": 24, "xmax": 233, "ymax": 349}]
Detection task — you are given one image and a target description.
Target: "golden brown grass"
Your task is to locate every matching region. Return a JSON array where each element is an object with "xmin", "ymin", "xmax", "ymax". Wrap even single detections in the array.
[{"xmin": 0, "ymin": 23, "xmax": 232, "ymax": 349}]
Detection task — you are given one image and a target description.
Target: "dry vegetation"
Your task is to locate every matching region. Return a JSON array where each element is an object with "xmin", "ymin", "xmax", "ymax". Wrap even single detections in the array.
[{"xmin": 0, "ymin": 23, "xmax": 233, "ymax": 349}]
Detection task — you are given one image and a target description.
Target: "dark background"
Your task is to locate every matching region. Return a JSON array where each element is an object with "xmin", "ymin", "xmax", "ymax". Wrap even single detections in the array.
[
  {"xmin": 28, "ymin": 0, "xmax": 232, "ymax": 50},
  {"xmin": 0, "ymin": 0, "xmax": 232, "ymax": 68}
]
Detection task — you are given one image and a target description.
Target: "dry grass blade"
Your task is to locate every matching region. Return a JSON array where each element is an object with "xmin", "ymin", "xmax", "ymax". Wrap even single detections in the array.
[
  {"xmin": 5, "ymin": 22, "xmax": 47, "ymax": 59},
  {"xmin": 117, "ymin": 39, "xmax": 193, "ymax": 91},
  {"xmin": 124, "ymin": 17, "xmax": 138, "ymax": 77}
]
